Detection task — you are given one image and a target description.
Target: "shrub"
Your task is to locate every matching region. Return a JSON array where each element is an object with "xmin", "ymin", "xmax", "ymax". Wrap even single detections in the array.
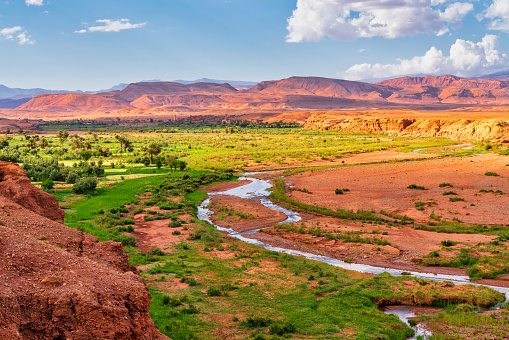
[
  {"xmin": 180, "ymin": 276, "xmax": 197, "ymax": 286},
  {"xmin": 441, "ymin": 240, "xmax": 458, "ymax": 247},
  {"xmin": 114, "ymin": 234, "xmax": 136, "ymax": 247},
  {"xmin": 65, "ymin": 171, "xmax": 80, "ymax": 184},
  {"xmin": 415, "ymin": 201, "xmax": 425, "ymax": 210},
  {"xmin": 442, "ymin": 191, "xmax": 457, "ymax": 195},
  {"xmin": 206, "ymin": 286, "xmax": 221, "ymax": 297},
  {"xmin": 72, "ymin": 177, "xmax": 98, "ymax": 194},
  {"xmin": 439, "ymin": 182, "xmax": 453, "ymax": 187},
  {"xmin": 162, "ymin": 295, "xmax": 182, "ymax": 307},
  {"xmin": 335, "ymin": 188, "xmax": 343, "ymax": 195},
  {"xmin": 407, "ymin": 184, "xmax": 425, "ymax": 190},
  {"xmin": 240, "ymin": 316, "xmax": 271, "ymax": 328},
  {"xmin": 429, "ymin": 250, "xmax": 440, "ymax": 257},
  {"xmin": 449, "ymin": 197, "xmax": 465, "ymax": 202},
  {"xmin": 269, "ymin": 320, "xmax": 296, "ymax": 335},
  {"xmin": 41, "ymin": 178, "xmax": 54, "ymax": 191},
  {"xmin": 150, "ymin": 248, "xmax": 165, "ymax": 256},
  {"xmin": 485, "ymin": 172, "xmax": 499, "ymax": 176}
]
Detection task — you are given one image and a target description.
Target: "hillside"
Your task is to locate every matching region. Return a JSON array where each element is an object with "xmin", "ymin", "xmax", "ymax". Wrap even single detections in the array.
[{"xmin": 18, "ymin": 93, "xmax": 129, "ymax": 112}]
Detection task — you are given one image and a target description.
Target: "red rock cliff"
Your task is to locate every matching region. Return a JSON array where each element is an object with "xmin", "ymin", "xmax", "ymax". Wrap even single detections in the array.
[
  {"xmin": 0, "ymin": 162, "xmax": 65, "ymax": 222},
  {"xmin": 0, "ymin": 162, "xmax": 168, "ymax": 339}
]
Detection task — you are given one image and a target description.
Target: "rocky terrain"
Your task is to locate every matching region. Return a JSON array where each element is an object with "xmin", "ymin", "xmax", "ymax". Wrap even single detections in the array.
[
  {"xmin": 0, "ymin": 162, "xmax": 167, "ymax": 339},
  {"xmin": 304, "ymin": 114, "xmax": 509, "ymax": 141}
]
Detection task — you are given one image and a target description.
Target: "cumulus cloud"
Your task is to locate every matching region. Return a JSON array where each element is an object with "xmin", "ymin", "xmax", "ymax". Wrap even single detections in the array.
[
  {"xmin": 74, "ymin": 19, "xmax": 146, "ymax": 33},
  {"xmin": 0, "ymin": 27, "xmax": 34, "ymax": 45},
  {"xmin": 479, "ymin": 0, "xmax": 509, "ymax": 32},
  {"xmin": 25, "ymin": 0, "xmax": 44, "ymax": 6},
  {"xmin": 286, "ymin": 0, "xmax": 474, "ymax": 42},
  {"xmin": 341, "ymin": 35, "xmax": 508, "ymax": 80}
]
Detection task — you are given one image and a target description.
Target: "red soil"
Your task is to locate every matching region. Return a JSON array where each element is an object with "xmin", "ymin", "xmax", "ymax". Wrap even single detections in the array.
[{"xmin": 286, "ymin": 154, "xmax": 509, "ymax": 225}]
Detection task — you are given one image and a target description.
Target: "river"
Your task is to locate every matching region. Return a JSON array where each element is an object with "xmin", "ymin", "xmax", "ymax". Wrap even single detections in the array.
[{"xmin": 197, "ymin": 172, "xmax": 509, "ymax": 339}]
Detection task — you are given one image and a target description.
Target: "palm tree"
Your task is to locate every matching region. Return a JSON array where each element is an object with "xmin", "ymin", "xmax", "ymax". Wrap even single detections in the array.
[
  {"xmin": 143, "ymin": 142, "xmax": 161, "ymax": 164},
  {"xmin": 40, "ymin": 137, "xmax": 49, "ymax": 149}
]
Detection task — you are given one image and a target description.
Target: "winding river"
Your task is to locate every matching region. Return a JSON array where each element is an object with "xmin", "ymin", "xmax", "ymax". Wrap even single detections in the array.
[{"xmin": 197, "ymin": 172, "xmax": 509, "ymax": 339}]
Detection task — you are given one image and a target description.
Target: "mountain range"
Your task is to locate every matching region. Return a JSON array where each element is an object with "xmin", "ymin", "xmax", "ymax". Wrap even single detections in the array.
[
  {"xmin": 4, "ymin": 74, "xmax": 509, "ymax": 119},
  {"xmin": 0, "ymin": 78, "xmax": 258, "ymax": 108}
]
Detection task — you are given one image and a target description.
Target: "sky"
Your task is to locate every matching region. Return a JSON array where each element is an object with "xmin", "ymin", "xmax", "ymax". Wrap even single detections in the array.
[{"xmin": 1, "ymin": 0, "xmax": 508, "ymax": 90}]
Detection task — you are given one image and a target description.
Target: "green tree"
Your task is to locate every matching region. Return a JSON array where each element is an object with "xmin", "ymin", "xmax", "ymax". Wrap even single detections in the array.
[
  {"xmin": 115, "ymin": 134, "xmax": 133, "ymax": 152},
  {"xmin": 56, "ymin": 130, "xmax": 69, "ymax": 144},
  {"xmin": 39, "ymin": 137, "xmax": 49, "ymax": 149},
  {"xmin": 143, "ymin": 142, "xmax": 161, "ymax": 164}
]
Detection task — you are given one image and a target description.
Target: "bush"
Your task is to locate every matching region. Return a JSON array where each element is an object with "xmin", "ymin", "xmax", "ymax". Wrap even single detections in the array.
[
  {"xmin": 449, "ymin": 197, "xmax": 465, "ymax": 202},
  {"xmin": 407, "ymin": 184, "xmax": 425, "ymax": 190},
  {"xmin": 72, "ymin": 177, "xmax": 98, "ymax": 194},
  {"xmin": 162, "ymin": 295, "xmax": 182, "ymax": 307},
  {"xmin": 180, "ymin": 276, "xmax": 197, "ymax": 286},
  {"xmin": 65, "ymin": 171, "xmax": 80, "ymax": 184},
  {"xmin": 485, "ymin": 172, "xmax": 499, "ymax": 176},
  {"xmin": 206, "ymin": 286, "xmax": 221, "ymax": 297},
  {"xmin": 150, "ymin": 248, "xmax": 165, "ymax": 256},
  {"xmin": 240, "ymin": 316, "xmax": 271, "ymax": 328},
  {"xmin": 114, "ymin": 234, "xmax": 137, "ymax": 247},
  {"xmin": 41, "ymin": 178, "xmax": 54, "ymax": 191},
  {"xmin": 441, "ymin": 240, "xmax": 457, "ymax": 247},
  {"xmin": 439, "ymin": 182, "xmax": 453, "ymax": 187},
  {"xmin": 269, "ymin": 320, "xmax": 296, "ymax": 335},
  {"xmin": 335, "ymin": 188, "xmax": 343, "ymax": 195}
]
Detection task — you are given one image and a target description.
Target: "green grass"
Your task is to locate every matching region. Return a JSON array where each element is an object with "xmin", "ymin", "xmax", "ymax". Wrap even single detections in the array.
[{"xmin": 64, "ymin": 175, "xmax": 166, "ymax": 225}]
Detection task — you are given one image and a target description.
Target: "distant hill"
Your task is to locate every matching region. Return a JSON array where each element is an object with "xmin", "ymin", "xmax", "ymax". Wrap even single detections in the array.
[
  {"xmin": 0, "ymin": 85, "xmax": 81, "ymax": 100},
  {"xmin": 476, "ymin": 70, "xmax": 509, "ymax": 80},
  {"xmin": 172, "ymin": 78, "xmax": 257, "ymax": 86},
  {"xmin": 9, "ymin": 75, "xmax": 509, "ymax": 117},
  {"xmin": 0, "ymin": 97, "xmax": 32, "ymax": 109},
  {"xmin": 376, "ymin": 74, "xmax": 509, "ymax": 89}
]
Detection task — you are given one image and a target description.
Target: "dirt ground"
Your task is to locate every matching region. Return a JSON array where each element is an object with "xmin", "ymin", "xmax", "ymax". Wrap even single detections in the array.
[
  {"xmin": 134, "ymin": 206, "xmax": 193, "ymax": 252},
  {"xmin": 286, "ymin": 153, "xmax": 509, "ymax": 225}
]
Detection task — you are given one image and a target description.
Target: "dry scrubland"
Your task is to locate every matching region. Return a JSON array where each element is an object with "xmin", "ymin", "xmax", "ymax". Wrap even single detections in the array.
[{"xmin": 3, "ymin": 119, "xmax": 509, "ymax": 339}]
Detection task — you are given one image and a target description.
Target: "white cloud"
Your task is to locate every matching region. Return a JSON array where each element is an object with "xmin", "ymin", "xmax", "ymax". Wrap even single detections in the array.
[
  {"xmin": 342, "ymin": 35, "xmax": 508, "ymax": 80},
  {"xmin": 480, "ymin": 0, "xmax": 509, "ymax": 32},
  {"xmin": 286, "ymin": 0, "xmax": 474, "ymax": 42},
  {"xmin": 75, "ymin": 19, "xmax": 146, "ymax": 34},
  {"xmin": 0, "ymin": 26, "xmax": 34, "ymax": 44},
  {"xmin": 25, "ymin": 0, "xmax": 44, "ymax": 6},
  {"xmin": 440, "ymin": 2, "xmax": 473, "ymax": 22}
]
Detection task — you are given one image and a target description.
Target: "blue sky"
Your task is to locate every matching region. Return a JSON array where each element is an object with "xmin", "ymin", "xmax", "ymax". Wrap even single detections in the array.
[{"xmin": 1, "ymin": 0, "xmax": 509, "ymax": 90}]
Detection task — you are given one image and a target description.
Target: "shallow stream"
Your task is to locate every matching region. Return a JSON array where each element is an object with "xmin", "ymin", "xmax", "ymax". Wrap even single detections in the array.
[{"xmin": 197, "ymin": 173, "xmax": 509, "ymax": 339}]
